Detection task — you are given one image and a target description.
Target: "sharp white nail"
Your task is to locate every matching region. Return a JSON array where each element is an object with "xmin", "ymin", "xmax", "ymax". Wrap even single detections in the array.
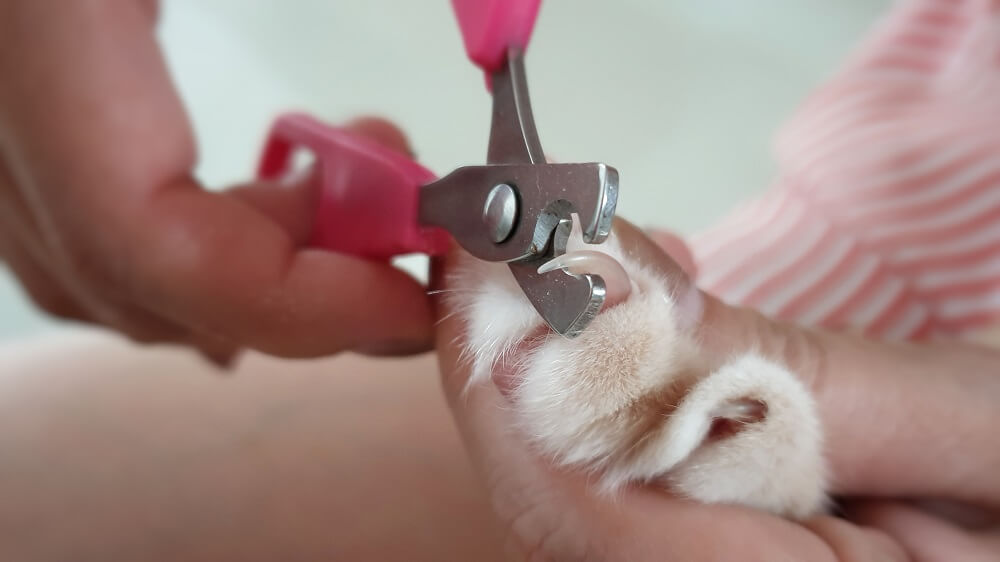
[{"xmin": 537, "ymin": 250, "xmax": 632, "ymax": 307}]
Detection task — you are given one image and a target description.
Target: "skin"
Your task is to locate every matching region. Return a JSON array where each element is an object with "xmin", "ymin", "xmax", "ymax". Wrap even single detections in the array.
[
  {"xmin": 0, "ymin": 334, "xmax": 504, "ymax": 562},
  {"xmin": 433, "ymin": 221, "xmax": 1000, "ymax": 561},
  {"xmin": 0, "ymin": 0, "xmax": 433, "ymax": 363}
]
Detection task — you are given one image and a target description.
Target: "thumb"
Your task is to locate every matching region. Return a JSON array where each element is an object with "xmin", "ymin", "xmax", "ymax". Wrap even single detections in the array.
[
  {"xmin": 846, "ymin": 500, "xmax": 1000, "ymax": 560},
  {"xmin": 630, "ymin": 223, "xmax": 1000, "ymax": 507}
]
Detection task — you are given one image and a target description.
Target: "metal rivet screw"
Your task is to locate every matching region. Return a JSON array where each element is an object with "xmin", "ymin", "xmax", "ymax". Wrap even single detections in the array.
[{"xmin": 483, "ymin": 183, "xmax": 518, "ymax": 244}]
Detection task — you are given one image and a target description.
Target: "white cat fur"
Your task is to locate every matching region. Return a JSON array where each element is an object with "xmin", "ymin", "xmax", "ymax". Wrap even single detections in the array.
[{"xmin": 447, "ymin": 229, "xmax": 826, "ymax": 519}]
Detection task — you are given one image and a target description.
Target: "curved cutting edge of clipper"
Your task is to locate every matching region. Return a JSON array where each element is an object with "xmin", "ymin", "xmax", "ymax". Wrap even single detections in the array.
[
  {"xmin": 509, "ymin": 260, "xmax": 606, "ymax": 338},
  {"xmin": 559, "ymin": 271, "xmax": 606, "ymax": 338},
  {"xmin": 580, "ymin": 164, "xmax": 619, "ymax": 245}
]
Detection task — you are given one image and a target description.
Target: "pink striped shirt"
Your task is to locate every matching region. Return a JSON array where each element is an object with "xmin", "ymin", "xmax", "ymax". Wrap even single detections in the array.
[{"xmin": 690, "ymin": 0, "xmax": 1000, "ymax": 340}]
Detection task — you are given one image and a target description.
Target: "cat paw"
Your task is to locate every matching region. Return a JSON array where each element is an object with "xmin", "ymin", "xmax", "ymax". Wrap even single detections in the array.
[{"xmin": 448, "ymin": 230, "xmax": 826, "ymax": 519}]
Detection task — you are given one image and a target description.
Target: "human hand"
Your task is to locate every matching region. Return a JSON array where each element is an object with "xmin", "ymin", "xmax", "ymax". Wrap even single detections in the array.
[
  {"xmin": 433, "ymin": 219, "xmax": 1000, "ymax": 561},
  {"xmin": 0, "ymin": 1, "xmax": 434, "ymax": 363}
]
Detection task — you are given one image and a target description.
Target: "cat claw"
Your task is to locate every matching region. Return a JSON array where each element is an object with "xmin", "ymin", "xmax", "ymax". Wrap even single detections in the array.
[{"xmin": 537, "ymin": 250, "xmax": 632, "ymax": 309}]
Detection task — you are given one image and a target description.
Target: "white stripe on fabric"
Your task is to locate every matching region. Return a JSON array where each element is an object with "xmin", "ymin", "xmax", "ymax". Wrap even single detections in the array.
[
  {"xmin": 938, "ymin": 290, "xmax": 1000, "ymax": 319},
  {"xmin": 849, "ymin": 277, "xmax": 906, "ymax": 326},
  {"xmin": 758, "ymin": 237, "xmax": 856, "ymax": 313},
  {"xmin": 798, "ymin": 256, "xmax": 882, "ymax": 325},
  {"xmin": 917, "ymin": 257, "xmax": 1000, "ymax": 290},
  {"xmin": 843, "ymin": 149, "xmax": 1000, "ymax": 220},
  {"xmin": 697, "ymin": 197, "xmax": 806, "ymax": 288},
  {"xmin": 890, "ymin": 219, "xmax": 1000, "ymax": 263},
  {"xmin": 883, "ymin": 303, "xmax": 930, "ymax": 340},
  {"xmin": 723, "ymin": 221, "xmax": 829, "ymax": 303},
  {"xmin": 866, "ymin": 183, "xmax": 1000, "ymax": 242}
]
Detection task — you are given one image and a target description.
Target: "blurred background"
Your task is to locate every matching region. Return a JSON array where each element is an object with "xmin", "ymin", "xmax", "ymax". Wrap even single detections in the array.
[{"xmin": 0, "ymin": 0, "xmax": 889, "ymax": 341}]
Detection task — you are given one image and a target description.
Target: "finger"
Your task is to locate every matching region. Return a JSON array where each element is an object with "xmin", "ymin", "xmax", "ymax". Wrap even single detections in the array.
[
  {"xmin": 0, "ymin": 198, "xmax": 237, "ymax": 354},
  {"xmin": 114, "ymin": 182, "xmax": 433, "ymax": 356},
  {"xmin": 0, "ymin": 159, "xmax": 54, "ymax": 260},
  {"xmin": 801, "ymin": 516, "xmax": 909, "ymax": 562},
  {"xmin": 226, "ymin": 174, "xmax": 319, "ymax": 246},
  {"xmin": 90, "ymin": 306, "xmax": 240, "ymax": 368},
  {"xmin": 137, "ymin": 0, "xmax": 159, "ymax": 22},
  {"xmin": 646, "ymin": 227, "xmax": 698, "ymax": 278},
  {"xmin": 2, "ymin": 162, "xmax": 232, "ymax": 353},
  {"xmin": 910, "ymin": 499, "xmax": 1000, "ymax": 531},
  {"xmin": 0, "ymin": 228, "xmax": 211, "ymax": 348},
  {"xmin": 0, "ymin": 183, "xmax": 189, "ymax": 343},
  {"xmin": 0, "ymin": 203, "xmax": 237, "ymax": 356},
  {"xmin": 0, "ymin": 230, "xmax": 242, "ymax": 365},
  {"xmin": 0, "ymin": 227, "xmax": 91, "ymax": 322},
  {"xmin": 0, "ymin": 158, "xmax": 86, "ymax": 320},
  {"xmin": 0, "ymin": 161, "xmax": 140, "ymax": 333},
  {"xmin": 610, "ymin": 221, "xmax": 1000, "ymax": 506},
  {"xmin": 609, "ymin": 492, "xmax": 909, "ymax": 561},
  {"xmin": 847, "ymin": 500, "xmax": 1000, "ymax": 561}
]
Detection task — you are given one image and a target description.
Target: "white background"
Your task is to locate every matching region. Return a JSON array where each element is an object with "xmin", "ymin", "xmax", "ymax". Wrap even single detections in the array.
[{"xmin": 0, "ymin": 0, "xmax": 889, "ymax": 340}]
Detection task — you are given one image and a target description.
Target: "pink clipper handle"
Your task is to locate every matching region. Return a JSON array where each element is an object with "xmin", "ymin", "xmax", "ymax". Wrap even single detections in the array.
[
  {"xmin": 257, "ymin": 113, "xmax": 450, "ymax": 260},
  {"xmin": 451, "ymin": 0, "xmax": 542, "ymax": 72}
]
